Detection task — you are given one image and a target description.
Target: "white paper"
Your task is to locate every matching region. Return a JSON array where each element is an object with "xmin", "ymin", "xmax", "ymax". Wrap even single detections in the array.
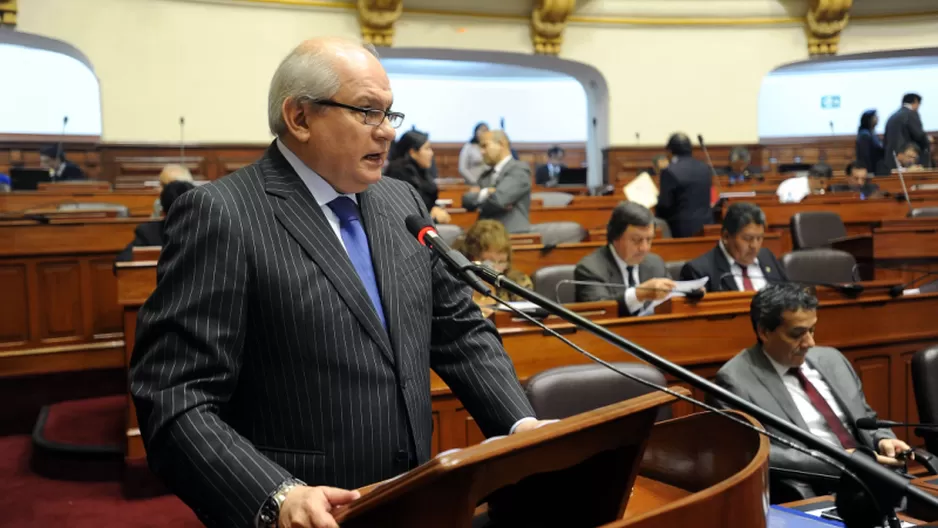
[
  {"xmin": 623, "ymin": 172, "xmax": 659, "ymax": 209},
  {"xmin": 495, "ymin": 301, "xmax": 541, "ymax": 312},
  {"xmin": 642, "ymin": 277, "xmax": 710, "ymax": 314}
]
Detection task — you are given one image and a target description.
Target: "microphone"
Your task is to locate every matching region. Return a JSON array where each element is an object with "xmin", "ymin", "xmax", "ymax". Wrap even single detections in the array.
[
  {"xmin": 405, "ymin": 215, "xmax": 490, "ymax": 295},
  {"xmin": 892, "ymin": 150, "xmax": 913, "ymax": 215},
  {"xmin": 888, "ymin": 270, "xmax": 938, "ymax": 297},
  {"xmin": 179, "ymin": 116, "xmax": 186, "ymax": 162},
  {"xmin": 697, "ymin": 134, "xmax": 724, "ymax": 193},
  {"xmin": 829, "ymin": 121, "xmax": 835, "ymax": 135},
  {"xmin": 855, "ymin": 417, "xmax": 938, "ymax": 431},
  {"xmin": 54, "ymin": 115, "xmax": 69, "ymax": 180},
  {"xmin": 717, "ymin": 271, "xmax": 865, "ymax": 298},
  {"xmin": 635, "ymin": 132, "xmax": 640, "ymax": 145}
]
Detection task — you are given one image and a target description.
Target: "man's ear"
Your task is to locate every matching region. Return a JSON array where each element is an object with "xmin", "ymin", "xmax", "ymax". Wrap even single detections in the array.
[
  {"xmin": 282, "ymin": 98, "xmax": 312, "ymax": 143},
  {"xmin": 757, "ymin": 324, "xmax": 771, "ymax": 344}
]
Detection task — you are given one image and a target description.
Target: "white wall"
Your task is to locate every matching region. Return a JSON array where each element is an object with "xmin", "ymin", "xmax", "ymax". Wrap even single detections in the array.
[
  {"xmin": 0, "ymin": 43, "xmax": 102, "ymax": 136},
  {"xmin": 758, "ymin": 61, "xmax": 937, "ymax": 139},
  {"xmin": 388, "ymin": 76, "xmax": 587, "ymax": 142}
]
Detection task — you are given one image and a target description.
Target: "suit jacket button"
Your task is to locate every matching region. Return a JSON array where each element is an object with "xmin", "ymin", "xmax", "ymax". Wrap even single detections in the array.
[
  {"xmin": 401, "ymin": 377, "xmax": 410, "ymax": 390},
  {"xmin": 394, "ymin": 450, "xmax": 408, "ymax": 462}
]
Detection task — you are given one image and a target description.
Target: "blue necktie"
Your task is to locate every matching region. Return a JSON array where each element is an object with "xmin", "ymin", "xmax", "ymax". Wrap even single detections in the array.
[{"xmin": 327, "ymin": 197, "xmax": 387, "ymax": 328}]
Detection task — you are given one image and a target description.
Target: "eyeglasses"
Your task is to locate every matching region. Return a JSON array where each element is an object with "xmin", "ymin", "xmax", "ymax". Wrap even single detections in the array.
[
  {"xmin": 311, "ymin": 99, "xmax": 405, "ymax": 129},
  {"xmin": 480, "ymin": 259, "xmax": 509, "ymax": 271}
]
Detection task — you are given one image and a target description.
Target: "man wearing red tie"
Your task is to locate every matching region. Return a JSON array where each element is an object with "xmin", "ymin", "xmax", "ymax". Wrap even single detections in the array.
[
  {"xmin": 713, "ymin": 284, "xmax": 910, "ymax": 501},
  {"xmin": 680, "ymin": 202, "xmax": 787, "ymax": 292}
]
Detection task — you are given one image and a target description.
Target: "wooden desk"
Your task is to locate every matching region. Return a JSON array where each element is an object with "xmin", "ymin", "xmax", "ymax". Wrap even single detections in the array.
[
  {"xmin": 0, "ymin": 190, "xmax": 158, "ymax": 218},
  {"xmin": 510, "ymin": 234, "xmax": 783, "ymax": 276},
  {"xmin": 448, "ymin": 203, "xmax": 616, "ymax": 231},
  {"xmin": 833, "ymin": 226, "xmax": 938, "ymax": 283}
]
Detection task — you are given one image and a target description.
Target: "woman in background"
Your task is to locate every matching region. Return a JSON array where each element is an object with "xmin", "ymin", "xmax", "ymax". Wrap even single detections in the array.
[
  {"xmin": 455, "ymin": 220, "xmax": 533, "ymax": 316},
  {"xmin": 458, "ymin": 122, "xmax": 490, "ymax": 184},
  {"xmin": 856, "ymin": 110, "xmax": 885, "ymax": 175},
  {"xmin": 385, "ymin": 129, "xmax": 451, "ymax": 224}
]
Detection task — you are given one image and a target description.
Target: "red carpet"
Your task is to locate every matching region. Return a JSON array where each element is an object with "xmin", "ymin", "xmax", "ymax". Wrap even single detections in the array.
[
  {"xmin": 0, "ymin": 435, "xmax": 202, "ymax": 527},
  {"xmin": 38, "ymin": 395, "xmax": 124, "ymax": 447}
]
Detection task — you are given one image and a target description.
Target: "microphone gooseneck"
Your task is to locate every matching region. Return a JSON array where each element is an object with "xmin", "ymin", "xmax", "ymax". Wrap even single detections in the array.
[{"xmin": 405, "ymin": 215, "xmax": 490, "ymax": 295}]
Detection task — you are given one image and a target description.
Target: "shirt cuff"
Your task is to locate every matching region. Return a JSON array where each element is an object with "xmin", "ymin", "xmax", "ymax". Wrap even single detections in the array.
[
  {"xmin": 624, "ymin": 287, "xmax": 645, "ymax": 315},
  {"xmin": 478, "ymin": 188, "xmax": 492, "ymax": 202},
  {"xmin": 509, "ymin": 417, "xmax": 537, "ymax": 434}
]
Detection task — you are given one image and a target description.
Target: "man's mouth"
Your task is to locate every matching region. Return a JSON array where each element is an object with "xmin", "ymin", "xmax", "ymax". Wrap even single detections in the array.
[{"xmin": 363, "ymin": 153, "xmax": 384, "ymax": 164}]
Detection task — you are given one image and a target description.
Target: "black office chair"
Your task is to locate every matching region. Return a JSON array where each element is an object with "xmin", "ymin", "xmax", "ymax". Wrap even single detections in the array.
[
  {"xmin": 665, "ymin": 260, "xmax": 685, "ymax": 281},
  {"xmin": 911, "ymin": 347, "xmax": 938, "ymax": 466},
  {"xmin": 524, "ymin": 363, "xmax": 671, "ymax": 422},
  {"xmin": 909, "ymin": 207, "xmax": 938, "ymax": 218},
  {"xmin": 532, "ymin": 264, "xmax": 576, "ymax": 304},
  {"xmin": 790, "ymin": 212, "xmax": 847, "ymax": 249},
  {"xmin": 782, "ymin": 249, "xmax": 858, "ymax": 284},
  {"xmin": 528, "ymin": 222, "xmax": 587, "ymax": 246}
]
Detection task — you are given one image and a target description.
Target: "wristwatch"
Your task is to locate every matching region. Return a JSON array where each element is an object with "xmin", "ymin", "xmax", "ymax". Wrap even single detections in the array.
[{"xmin": 258, "ymin": 478, "xmax": 306, "ymax": 528}]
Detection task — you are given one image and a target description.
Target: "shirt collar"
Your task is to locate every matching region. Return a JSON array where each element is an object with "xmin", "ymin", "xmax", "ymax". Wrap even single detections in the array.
[
  {"xmin": 276, "ymin": 138, "xmax": 357, "ymax": 206},
  {"xmin": 492, "ymin": 155, "xmax": 512, "ymax": 174},
  {"xmin": 718, "ymin": 240, "xmax": 760, "ymax": 268},
  {"xmin": 904, "ymin": 103, "xmax": 915, "ymax": 110},
  {"xmin": 608, "ymin": 244, "xmax": 635, "ymax": 274},
  {"xmin": 762, "ymin": 347, "xmax": 795, "ymax": 377}
]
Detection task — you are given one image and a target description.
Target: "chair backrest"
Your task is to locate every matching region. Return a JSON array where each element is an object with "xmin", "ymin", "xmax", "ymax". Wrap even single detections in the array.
[
  {"xmin": 524, "ymin": 363, "xmax": 671, "ymax": 421},
  {"xmin": 653, "ymin": 217, "xmax": 672, "ymax": 239},
  {"xmin": 435, "ymin": 224, "xmax": 464, "ymax": 246},
  {"xmin": 529, "ymin": 222, "xmax": 587, "ymax": 246},
  {"xmin": 57, "ymin": 202, "xmax": 130, "ymax": 218},
  {"xmin": 781, "ymin": 249, "xmax": 857, "ymax": 284},
  {"xmin": 532, "ymin": 264, "xmax": 577, "ymax": 303},
  {"xmin": 665, "ymin": 260, "xmax": 685, "ymax": 281},
  {"xmin": 790, "ymin": 212, "xmax": 847, "ymax": 249},
  {"xmin": 531, "ymin": 191, "xmax": 574, "ymax": 207},
  {"xmin": 909, "ymin": 207, "xmax": 938, "ymax": 218},
  {"xmin": 911, "ymin": 184, "xmax": 938, "ymax": 191},
  {"xmin": 911, "ymin": 347, "xmax": 938, "ymax": 455}
]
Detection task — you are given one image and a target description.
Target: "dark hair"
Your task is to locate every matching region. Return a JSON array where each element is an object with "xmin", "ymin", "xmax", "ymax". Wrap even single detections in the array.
[
  {"xmin": 845, "ymin": 161, "xmax": 867, "ymax": 176},
  {"xmin": 901, "ymin": 142, "xmax": 921, "ymax": 155},
  {"xmin": 160, "ymin": 180, "xmax": 195, "ymax": 214},
  {"xmin": 902, "ymin": 93, "xmax": 922, "ymax": 105},
  {"xmin": 721, "ymin": 202, "xmax": 766, "ymax": 236},
  {"xmin": 858, "ymin": 110, "xmax": 877, "ymax": 132},
  {"xmin": 469, "ymin": 122, "xmax": 489, "ymax": 144},
  {"xmin": 39, "ymin": 145, "xmax": 65, "ymax": 161},
  {"xmin": 750, "ymin": 283, "xmax": 819, "ymax": 342},
  {"xmin": 547, "ymin": 146, "xmax": 565, "ymax": 158},
  {"xmin": 808, "ymin": 163, "xmax": 833, "ymax": 179},
  {"xmin": 666, "ymin": 133, "xmax": 692, "ymax": 156},
  {"xmin": 390, "ymin": 129, "xmax": 429, "ymax": 162},
  {"xmin": 607, "ymin": 201, "xmax": 654, "ymax": 244}
]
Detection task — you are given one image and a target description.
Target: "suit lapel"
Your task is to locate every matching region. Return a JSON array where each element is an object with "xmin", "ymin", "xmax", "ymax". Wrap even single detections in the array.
[
  {"xmin": 747, "ymin": 345, "xmax": 811, "ymax": 431},
  {"xmin": 602, "ymin": 246, "xmax": 625, "ymax": 284},
  {"xmin": 713, "ymin": 247, "xmax": 736, "ymax": 291},
  {"xmin": 805, "ymin": 353, "xmax": 859, "ymax": 425},
  {"xmin": 358, "ymin": 188, "xmax": 404, "ymax": 366},
  {"xmin": 262, "ymin": 144, "xmax": 395, "ymax": 365},
  {"xmin": 759, "ymin": 249, "xmax": 782, "ymax": 282}
]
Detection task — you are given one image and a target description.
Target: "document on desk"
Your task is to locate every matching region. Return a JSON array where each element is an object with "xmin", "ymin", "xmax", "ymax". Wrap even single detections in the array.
[{"xmin": 641, "ymin": 277, "xmax": 710, "ymax": 315}]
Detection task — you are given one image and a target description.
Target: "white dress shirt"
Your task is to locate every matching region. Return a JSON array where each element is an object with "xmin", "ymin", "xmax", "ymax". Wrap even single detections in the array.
[
  {"xmin": 478, "ymin": 155, "xmax": 513, "ymax": 201},
  {"xmin": 763, "ymin": 351, "xmax": 854, "ymax": 448},
  {"xmin": 276, "ymin": 139, "xmax": 535, "ymax": 434},
  {"xmin": 776, "ymin": 175, "xmax": 810, "ymax": 204},
  {"xmin": 718, "ymin": 241, "xmax": 767, "ymax": 291},
  {"xmin": 608, "ymin": 245, "xmax": 651, "ymax": 316}
]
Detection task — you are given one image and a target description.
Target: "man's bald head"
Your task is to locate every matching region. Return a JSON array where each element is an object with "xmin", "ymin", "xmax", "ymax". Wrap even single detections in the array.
[
  {"xmin": 159, "ymin": 164, "xmax": 193, "ymax": 187},
  {"xmin": 480, "ymin": 129, "xmax": 512, "ymax": 166},
  {"xmin": 268, "ymin": 37, "xmax": 379, "ymax": 136}
]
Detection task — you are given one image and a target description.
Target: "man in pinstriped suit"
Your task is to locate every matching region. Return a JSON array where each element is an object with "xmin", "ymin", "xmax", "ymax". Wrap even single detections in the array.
[{"xmin": 130, "ymin": 38, "xmax": 543, "ymax": 528}]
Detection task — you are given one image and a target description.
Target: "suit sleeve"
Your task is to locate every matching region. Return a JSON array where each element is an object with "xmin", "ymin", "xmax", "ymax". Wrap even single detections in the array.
[
  {"xmin": 679, "ymin": 261, "xmax": 704, "ymax": 283},
  {"xmin": 714, "ymin": 371, "xmax": 839, "ymax": 477},
  {"xmin": 479, "ymin": 165, "xmax": 532, "ymax": 216},
  {"xmin": 129, "ymin": 189, "xmax": 291, "ymax": 528},
  {"xmin": 856, "ymin": 135, "xmax": 874, "ymax": 171},
  {"xmin": 574, "ymin": 261, "xmax": 614, "ymax": 303},
  {"xmin": 656, "ymin": 169, "xmax": 676, "ymax": 220},
  {"xmin": 909, "ymin": 112, "xmax": 929, "ymax": 150},
  {"xmin": 534, "ymin": 165, "xmax": 548, "ymax": 185},
  {"xmin": 835, "ymin": 352, "xmax": 896, "ymax": 447},
  {"xmin": 404, "ymin": 187, "xmax": 534, "ymax": 436}
]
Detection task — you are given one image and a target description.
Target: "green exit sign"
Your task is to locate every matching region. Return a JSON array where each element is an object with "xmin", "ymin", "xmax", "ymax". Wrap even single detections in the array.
[{"xmin": 821, "ymin": 95, "xmax": 841, "ymax": 109}]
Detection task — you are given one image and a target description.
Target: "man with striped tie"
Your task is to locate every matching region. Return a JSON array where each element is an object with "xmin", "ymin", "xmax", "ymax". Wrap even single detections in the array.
[{"xmin": 130, "ymin": 37, "xmax": 545, "ymax": 528}]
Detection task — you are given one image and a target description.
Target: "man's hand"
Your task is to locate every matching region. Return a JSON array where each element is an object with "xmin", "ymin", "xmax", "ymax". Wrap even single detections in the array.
[
  {"xmin": 468, "ymin": 186, "xmax": 481, "ymax": 193},
  {"xmin": 877, "ymin": 438, "xmax": 913, "ymax": 467},
  {"xmin": 635, "ymin": 278, "xmax": 676, "ymax": 302},
  {"xmin": 279, "ymin": 486, "xmax": 361, "ymax": 528},
  {"xmin": 512, "ymin": 419, "xmax": 556, "ymax": 434},
  {"xmin": 429, "ymin": 206, "xmax": 451, "ymax": 224}
]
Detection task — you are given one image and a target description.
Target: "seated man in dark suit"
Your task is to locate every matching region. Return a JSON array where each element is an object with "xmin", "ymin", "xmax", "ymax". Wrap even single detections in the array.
[
  {"xmin": 535, "ymin": 145, "xmax": 566, "ymax": 186},
  {"xmin": 714, "ymin": 284, "xmax": 910, "ymax": 499},
  {"xmin": 39, "ymin": 145, "xmax": 86, "ymax": 181},
  {"xmin": 115, "ymin": 180, "xmax": 195, "ymax": 264},
  {"xmin": 680, "ymin": 202, "xmax": 786, "ymax": 292},
  {"xmin": 656, "ymin": 133, "xmax": 713, "ymax": 238},
  {"xmin": 574, "ymin": 201, "xmax": 674, "ymax": 316},
  {"xmin": 828, "ymin": 162, "xmax": 881, "ymax": 198}
]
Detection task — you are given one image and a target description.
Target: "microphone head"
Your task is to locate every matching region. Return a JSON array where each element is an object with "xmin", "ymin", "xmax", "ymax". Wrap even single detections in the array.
[
  {"xmin": 63, "ymin": 116, "xmax": 69, "ymax": 125},
  {"xmin": 840, "ymin": 283, "xmax": 864, "ymax": 297},
  {"xmin": 854, "ymin": 417, "xmax": 879, "ymax": 430},
  {"xmin": 180, "ymin": 116, "xmax": 185, "ymax": 125},
  {"xmin": 888, "ymin": 284, "xmax": 904, "ymax": 297},
  {"xmin": 405, "ymin": 214, "xmax": 435, "ymax": 245},
  {"xmin": 696, "ymin": 134, "xmax": 705, "ymax": 146}
]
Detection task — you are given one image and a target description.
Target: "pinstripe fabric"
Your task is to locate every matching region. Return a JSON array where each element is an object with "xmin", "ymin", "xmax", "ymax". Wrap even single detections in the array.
[{"xmin": 129, "ymin": 142, "xmax": 534, "ymax": 528}]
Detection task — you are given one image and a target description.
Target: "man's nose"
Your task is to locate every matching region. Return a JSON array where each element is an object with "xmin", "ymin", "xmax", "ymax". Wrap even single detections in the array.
[{"xmin": 802, "ymin": 333, "xmax": 815, "ymax": 349}]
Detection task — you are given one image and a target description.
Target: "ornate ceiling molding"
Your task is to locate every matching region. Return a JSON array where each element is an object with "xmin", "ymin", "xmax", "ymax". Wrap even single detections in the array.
[
  {"xmin": 531, "ymin": 0, "xmax": 576, "ymax": 56},
  {"xmin": 358, "ymin": 0, "xmax": 403, "ymax": 46},
  {"xmin": 806, "ymin": 0, "xmax": 853, "ymax": 56},
  {"xmin": 0, "ymin": 0, "xmax": 17, "ymax": 26}
]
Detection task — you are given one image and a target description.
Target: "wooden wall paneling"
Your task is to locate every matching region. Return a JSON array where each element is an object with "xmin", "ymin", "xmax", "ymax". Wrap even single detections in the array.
[
  {"xmin": 849, "ymin": 354, "xmax": 892, "ymax": 421},
  {"xmin": 0, "ymin": 263, "xmax": 29, "ymax": 347},
  {"xmin": 36, "ymin": 260, "xmax": 84, "ymax": 342},
  {"xmin": 90, "ymin": 257, "xmax": 123, "ymax": 337},
  {"xmin": 902, "ymin": 351, "xmax": 922, "ymax": 443}
]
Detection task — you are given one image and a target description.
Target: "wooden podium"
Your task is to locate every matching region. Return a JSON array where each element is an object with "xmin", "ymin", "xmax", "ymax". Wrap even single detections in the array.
[{"xmin": 334, "ymin": 391, "xmax": 770, "ymax": 528}]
